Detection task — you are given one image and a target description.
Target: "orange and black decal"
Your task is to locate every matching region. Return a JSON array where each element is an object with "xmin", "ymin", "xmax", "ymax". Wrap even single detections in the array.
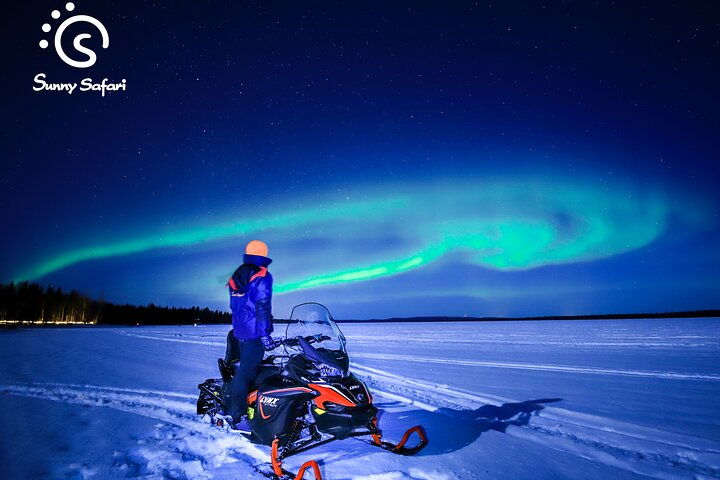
[{"xmin": 309, "ymin": 383, "xmax": 355, "ymax": 409}]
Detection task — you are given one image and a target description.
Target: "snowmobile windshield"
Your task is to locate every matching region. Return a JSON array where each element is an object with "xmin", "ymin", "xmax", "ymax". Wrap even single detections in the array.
[
  {"xmin": 284, "ymin": 303, "xmax": 349, "ymax": 375},
  {"xmin": 285, "ymin": 303, "xmax": 347, "ymax": 354}
]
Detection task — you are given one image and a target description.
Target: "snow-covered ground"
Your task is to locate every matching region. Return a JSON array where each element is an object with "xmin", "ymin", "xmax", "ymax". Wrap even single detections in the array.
[{"xmin": 1, "ymin": 318, "xmax": 719, "ymax": 479}]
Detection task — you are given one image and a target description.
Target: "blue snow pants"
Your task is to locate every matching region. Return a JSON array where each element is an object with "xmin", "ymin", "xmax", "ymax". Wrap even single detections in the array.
[{"xmin": 225, "ymin": 335, "xmax": 264, "ymax": 422}]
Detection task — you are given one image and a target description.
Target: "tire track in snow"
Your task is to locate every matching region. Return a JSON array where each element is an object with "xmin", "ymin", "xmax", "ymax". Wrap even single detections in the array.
[
  {"xmin": 34, "ymin": 382, "xmax": 198, "ymax": 400},
  {"xmin": 117, "ymin": 331, "xmax": 224, "ymax": 346},
  {"xmin": 353, "ymin": 352, "xmax": 720, "ymax": 381},
  {"xmin": 0, "ymin": 383, "xmax": 271, "ymax": 478},
  {"xmin": 351, "ymin": 363, "xmax": 720, "ymax": 480}
]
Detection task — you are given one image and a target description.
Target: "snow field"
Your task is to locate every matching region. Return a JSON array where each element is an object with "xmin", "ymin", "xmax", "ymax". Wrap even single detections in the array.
[{"xmin": 1, "ymin": 318, "xmax": 719, "ymax": 479}]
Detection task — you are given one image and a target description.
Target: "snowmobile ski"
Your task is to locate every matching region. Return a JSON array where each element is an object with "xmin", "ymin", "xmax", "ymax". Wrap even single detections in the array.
[
  {"xmin": 369, "ymin": 419, "xmax": 428, "ymax": 456},
  {"xmin": 271, "ymin": 438, "xmax": 323, "ymax": 480}
]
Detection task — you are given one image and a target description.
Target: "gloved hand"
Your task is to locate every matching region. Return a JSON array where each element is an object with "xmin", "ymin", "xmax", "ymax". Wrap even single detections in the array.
[{"xmin": 261, "ymin": 335, "xmax": 276, "ymax": 351}]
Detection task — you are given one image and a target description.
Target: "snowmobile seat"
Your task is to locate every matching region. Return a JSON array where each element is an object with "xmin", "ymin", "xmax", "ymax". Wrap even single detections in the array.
[
  {"xmin": 219, "ymin": 358, "xmax": 278, "ymax": 393},
  {"xmin": 250, "ymin": 363, "xmax": 277, "ymax": 391},
  {"xmin": 218, "ymin": 358, "xmax": 234, "ymax": 382}
]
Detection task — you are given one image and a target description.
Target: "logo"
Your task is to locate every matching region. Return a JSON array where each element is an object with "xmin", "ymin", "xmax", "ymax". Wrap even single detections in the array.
[
  {"xmin": 259, "ymin": 395, "xmax": 279, "ymax": 420},
  {"xmin": 33, "ymin": 2, "xmax": 126, "ymax": 96},
  {"xmin": 260, "ymin": 396, "xmax": 279, "ymax": 408},
  {"xmin": 39, "ymin": 2, "xmax": 109, "ymax": 69}
]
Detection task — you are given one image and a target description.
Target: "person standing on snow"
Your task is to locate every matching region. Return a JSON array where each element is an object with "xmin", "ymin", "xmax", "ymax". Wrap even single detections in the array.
[{"xmin": 224, "ymin": 239, "xmax": 275, "ymax": 430}]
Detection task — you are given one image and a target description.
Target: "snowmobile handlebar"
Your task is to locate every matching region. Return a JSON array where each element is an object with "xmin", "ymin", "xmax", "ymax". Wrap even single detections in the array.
[{"xmin": 281, "ymin": 333, "xmax": 332, "ymax": 348}]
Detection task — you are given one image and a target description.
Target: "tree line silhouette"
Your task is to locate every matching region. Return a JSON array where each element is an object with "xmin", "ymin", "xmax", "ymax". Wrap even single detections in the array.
[{"xmin": 0, "ymin": 281, "xmax": 230, "ymax": 326}]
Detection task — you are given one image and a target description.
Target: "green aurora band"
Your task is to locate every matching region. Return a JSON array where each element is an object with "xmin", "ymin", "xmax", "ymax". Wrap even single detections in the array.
[{"xmin": 13, "ymin": 178, "xmax": 705, "ymax": 295}]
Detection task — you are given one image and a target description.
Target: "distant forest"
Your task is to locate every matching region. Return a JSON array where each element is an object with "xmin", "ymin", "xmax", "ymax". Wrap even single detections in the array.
[
  {"xmin": 2, "ymin": 282, "xmax": 716, "ymax": 328},
  {"xmin": 0, "ymin": 282, "xmax": 230, "ymax": 326}
]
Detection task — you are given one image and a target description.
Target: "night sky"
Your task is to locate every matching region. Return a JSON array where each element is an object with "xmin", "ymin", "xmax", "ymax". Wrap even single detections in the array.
[{"xmin": 1, "ymin": 1, "xmax": 718, "ymax": 319}]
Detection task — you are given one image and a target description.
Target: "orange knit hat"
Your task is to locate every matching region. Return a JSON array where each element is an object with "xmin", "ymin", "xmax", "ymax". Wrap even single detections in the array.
[{"xmin": 245, "ymin": 239, "xmax": 269, "ymax": 257}]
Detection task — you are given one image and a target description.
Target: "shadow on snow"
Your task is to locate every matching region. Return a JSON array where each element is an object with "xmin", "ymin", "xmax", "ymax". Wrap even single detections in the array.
[{"xmin": 374, "ymin": 397, "xmax": 563, "ymax": 456}]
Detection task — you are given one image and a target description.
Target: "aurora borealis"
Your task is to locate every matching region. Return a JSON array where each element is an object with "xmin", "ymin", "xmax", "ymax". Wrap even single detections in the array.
[
  {"xmin": 2, "ymin": 1, "xmax": 719, "ymax": 318},
  {"xmin": 5, "ymin": 176, "xmax": 715, "ymax": 318}
]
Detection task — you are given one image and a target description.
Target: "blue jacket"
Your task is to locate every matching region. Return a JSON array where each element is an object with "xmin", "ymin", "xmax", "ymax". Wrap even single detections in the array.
[{"xmin": 228, "ymin": 254, "xmax": 273, "ymax": 341}]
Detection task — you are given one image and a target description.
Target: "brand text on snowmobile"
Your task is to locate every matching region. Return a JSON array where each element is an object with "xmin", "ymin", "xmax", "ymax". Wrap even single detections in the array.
[
  {"xmin": 33, "ymin": 73, "xmax": 127, "ymax": 96},
  {"xmin": 260, "ymin": 396, "xmax": 279, "ymax": 407}
]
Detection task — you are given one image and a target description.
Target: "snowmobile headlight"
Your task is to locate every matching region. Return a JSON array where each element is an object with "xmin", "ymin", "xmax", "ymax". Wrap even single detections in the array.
[{"xmin": 317, "ymin": 363, "xmax": 343, "ymax": 378}]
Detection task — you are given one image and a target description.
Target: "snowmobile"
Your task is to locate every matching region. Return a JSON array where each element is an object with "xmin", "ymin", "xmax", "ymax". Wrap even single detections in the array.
[{"xmin": 197, "ymin": 302, "xmax": 427, "ymax": 480}]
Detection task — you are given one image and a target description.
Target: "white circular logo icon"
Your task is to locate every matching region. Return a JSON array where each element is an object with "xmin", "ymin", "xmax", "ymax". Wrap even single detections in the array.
[{"xmin": 39, "ymin": 2, "xmax": 109, "ymax": 69}]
